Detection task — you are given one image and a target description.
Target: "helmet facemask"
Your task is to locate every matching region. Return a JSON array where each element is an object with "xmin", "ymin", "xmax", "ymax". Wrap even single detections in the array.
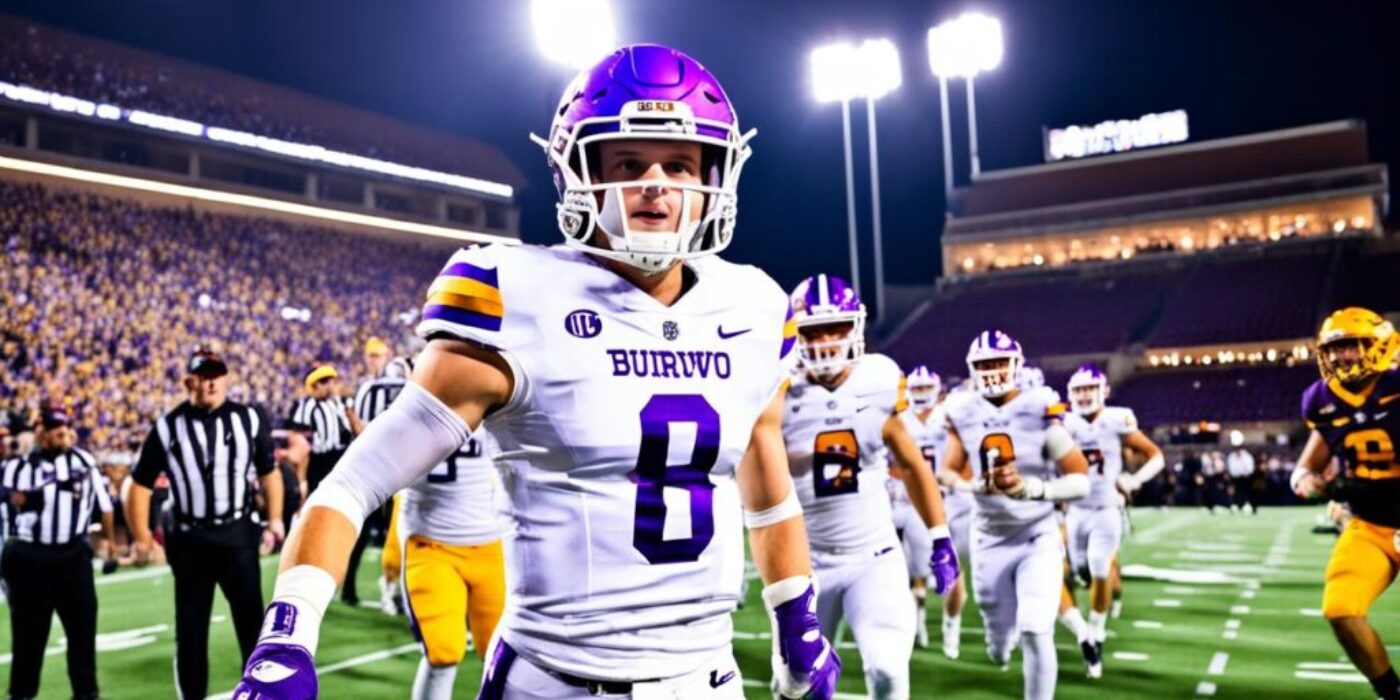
[
  {"xmin": 1069, "ymin": 383, "xmax": 1107, "ymax": 416},
  {"xmin": 968, "ymin": 356, "xmax": 1021, "ymax": 399},
  {"xmin": 797, "ymin": 317, "xmax": 865, "ymax": 380},
  {"xmin": 534, "ymin": 101, "xmax": 754, "ymax": 274},
  {"xmin": 1315, "ymin": 307, "xmax": 1399, "ymax": 387}
]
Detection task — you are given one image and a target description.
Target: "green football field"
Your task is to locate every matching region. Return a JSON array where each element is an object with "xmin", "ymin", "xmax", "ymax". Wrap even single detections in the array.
[{"xmin": 2, "ymin": 506, "xmax": 1395, "ymax": 699}]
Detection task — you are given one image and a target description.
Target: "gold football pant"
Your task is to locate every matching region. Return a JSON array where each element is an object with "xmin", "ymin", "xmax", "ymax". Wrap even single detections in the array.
[
  {"xmin": 381, "ymin": 495, "xmax": 402, "ymax": 580},
  {"xmin": 1323, "ymin": 517, "xmax": 1400, "ymax": 620},
  {"xmin": 403, "ymin": 535, "xmax": 507, "ymax": 665}
]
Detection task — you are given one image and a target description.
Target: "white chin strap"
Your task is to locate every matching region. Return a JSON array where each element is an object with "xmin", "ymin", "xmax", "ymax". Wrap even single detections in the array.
[{"xmin": 596, "ymin": 187, "xmax": 700, "ymax": 273}]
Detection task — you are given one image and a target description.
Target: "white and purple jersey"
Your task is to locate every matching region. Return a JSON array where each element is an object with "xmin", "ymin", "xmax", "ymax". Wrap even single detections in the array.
[
  {"xmin": 784, "ymin": 353, "xmax": 907, "ymax": 553},
  {"xmin": 1063, "ymin": 406, "xmax": 1138, "ymax": 510},
  {"xmin": 943, "ymin": 386, "xmax": 1070, "ymax": 543},
  {"xmin": 416, "ymin": 243, "xmax": 795, "ymax": 680},
  {"xmin": 399, "ymin": 432, "xmax": 503, "ymax": 546},
  {"xmin": 900, "ymin": 404, "xmax": 973, "ymax": 524}
]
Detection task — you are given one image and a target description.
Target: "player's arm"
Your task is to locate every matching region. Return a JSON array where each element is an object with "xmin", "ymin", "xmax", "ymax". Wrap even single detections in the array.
[
  {"xmin": 1118, "ymin": 430, "xmax": 1165, "ymax": 492},
  {"xmin": 737, "ymin": 386, "xmax": 812, "ymax": 585},
  {"xmin": 993, "ymin": 422, "xmax": 1090, "ymax": 501},
  {"xmin": 736, "ymin": 386, "xmax": 841, "ymax": 699},
  {"xmin": 941, "ymin": 424, "xmax": 977, "ymax": 491},
  {"xmin": 883, "ymin": 414, "xmax": 947, "ymax": 528},
  {"xmin": 1290, "ymin": 431, "xmax": 1333, "ymax": 499}
]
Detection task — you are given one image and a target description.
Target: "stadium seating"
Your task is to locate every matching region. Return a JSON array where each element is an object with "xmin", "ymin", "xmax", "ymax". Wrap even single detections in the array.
[
  {"xmin": 1112, "ymin": 365, "xmax": 1317, "ymax": 426},
  {"xmin": 0, "ymin": 180, "xmax": 452, "ymax": 453},
  {"xmin": 0, "ymin": 16, "xmax": 513, "ymax": 181},
  {"xmin": 1145, "ymin": 252, "xmax": 1331, "ymax": 346}
]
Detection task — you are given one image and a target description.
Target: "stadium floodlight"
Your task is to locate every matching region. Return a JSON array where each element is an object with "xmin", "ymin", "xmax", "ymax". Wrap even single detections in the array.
[
  {"xmin": 857, "ymin": 39, "xmax": 903, "ymax": 101},
  {"xmin": 927, "ymin": 12, "xmax": 1004, "ymax": 187},
  {"xmin": 532, "ymin": 0, "xmax": 617, "ymax": 70},
  {"xmin": 810, "ymin": 41, "xmax": 863, "ymax": 295}
]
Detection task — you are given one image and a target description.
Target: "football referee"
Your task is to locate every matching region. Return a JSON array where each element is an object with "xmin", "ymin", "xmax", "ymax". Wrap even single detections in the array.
[
  {"xmin": 126, "ymin": 349, "xmax": 283, "ymax": 700},
  {"xmin": 1, "ymin": 405, "xmax": 116, "ymax": 700}
]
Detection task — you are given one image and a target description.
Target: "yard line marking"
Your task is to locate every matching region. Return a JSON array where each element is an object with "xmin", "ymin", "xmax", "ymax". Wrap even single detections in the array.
[
  {"xmin": 1208, "ymin": 651, "xmax": 1229, "ymax": 675},
  {"xmin": 1224, "ymin": 619, "xmax": 1241, "ymax": 630},
  {"xmin": 1240, "ymin": 589, "xmax": 1257, "ymax": 600},
  {"xmin": 204, "ymin": 644, "xmax": 421, "ymax": 700},
  {"xmin": 1230, "ymin": 605, "xmax": 1250, "ymax": 615},
  {"xmin": 1164, "ymin": 585, "xmax": 1202, "ymax": 595},
  {"xmin": 1196, "ymin": 681, "xmax": 1218, "ymax": 696},
  {"xmin": 1133, "ymin": 620, "xmax": 1164, "ymax": 629},
  {"xmin": 1295, "ymin": 670, "xmax": 1367, "ymax": 683},
  {"xmin": 1222, "ymin": 630, "xmax": 1238, "ymax": 640},
  {"xmin": 1153, "ymin": 599, "xmax": 1182, "ymax": 608},
  {"xmin": 1185, "ymin": 542, "xmax": 1246, "ymax": 552},
  {"xmin": 1300, "ymin": 608, "xmax": 1324, "ymax": 617},
  {"xmin": 1298, "ymin": 662, "xmax": 1361, "ymax": 671},
  {"xmin": 1113, "ymin": 651, "xmax": 1150, "ymax": 661},
  {"xmin": 741, "ymin": 679, "xmax": 865, "ymax": 699}
]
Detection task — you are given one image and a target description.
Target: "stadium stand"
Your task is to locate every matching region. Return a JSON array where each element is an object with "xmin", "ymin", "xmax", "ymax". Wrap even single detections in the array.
[
  {"xmin": 0, "ymin": 179, "xmax": 453, "ymax": 453},
  {"xmin": 0, "ymin": 14, "xmax": 518, "ymax": 184},
  {"xmin": 1113, "ymin": 365, "xmax": 1317, "ymax": 427}
]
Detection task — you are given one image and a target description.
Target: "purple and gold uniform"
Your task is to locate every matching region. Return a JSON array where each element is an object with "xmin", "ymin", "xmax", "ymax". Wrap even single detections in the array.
[{"xmin": 1304, "ymin": 368, "xmax": 1400, "ymax": 619}]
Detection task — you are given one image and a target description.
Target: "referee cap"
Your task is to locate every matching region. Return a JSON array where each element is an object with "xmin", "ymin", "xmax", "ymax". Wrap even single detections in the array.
[
  {"xmin": 40, "ymin": 405, "xmax": 73, "ymax": 429},
  {"xmin": 305, "ymin": 364, "xmax": 340, "ymax": 392},
  {"xmin": 187, "ymin": 348, "xmax": 229, "ymax": 377}
]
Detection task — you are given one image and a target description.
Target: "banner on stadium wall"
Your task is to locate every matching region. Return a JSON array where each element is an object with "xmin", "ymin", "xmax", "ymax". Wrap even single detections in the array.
[{"xmin": 1043, "ymin": 110, "xmax": 1189, "ymax": 162}]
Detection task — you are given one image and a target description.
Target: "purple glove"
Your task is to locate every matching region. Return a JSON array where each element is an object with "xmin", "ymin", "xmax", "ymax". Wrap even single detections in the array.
[
  {"xmin": 930, "ymin": 531, "xmax": 960, "ymax": 596},
  {"xmin": 231, "ymin": 643, "xmax": 318, "ymax": 700},
  {"xmin": 764, "ymin": 578, "xmax": 842, "ymax": 700}
]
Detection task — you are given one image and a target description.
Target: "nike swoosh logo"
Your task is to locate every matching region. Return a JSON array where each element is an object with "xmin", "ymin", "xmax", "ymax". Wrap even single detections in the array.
[
  {"xmin": 717, "ymin": 327, "xmax": 751, "ymax": 339},
  {"xmin": 709, "ymin": 670, "xmax": 736, "ymax": 688}
]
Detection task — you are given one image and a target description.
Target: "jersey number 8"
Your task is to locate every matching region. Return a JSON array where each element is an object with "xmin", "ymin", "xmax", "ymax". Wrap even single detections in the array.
[{"xmin": 633, "ymin": 395, "xmax": 720, "ymax": 565}]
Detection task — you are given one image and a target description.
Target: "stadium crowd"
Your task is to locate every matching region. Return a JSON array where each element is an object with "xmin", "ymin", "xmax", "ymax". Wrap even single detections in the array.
[
  {"xmin": 0, "ymin": 180, "xmax": 449, "ymax": 459},
  {"xmin": 0, "ymin": 17, "xmax": 495, "ymax": 179}
]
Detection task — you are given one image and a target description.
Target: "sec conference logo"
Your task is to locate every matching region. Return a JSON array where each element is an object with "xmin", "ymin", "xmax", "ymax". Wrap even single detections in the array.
[{"xmin": 565, "ymin": 309, "xmax": 603, "ymax": 338}]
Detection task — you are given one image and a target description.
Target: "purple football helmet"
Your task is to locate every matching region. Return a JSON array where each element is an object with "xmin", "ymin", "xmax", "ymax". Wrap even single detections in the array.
[
  {"xmin": 1067, "ymin": 363, "xmax": 1109, "ymax": 415},
  {"xmin": 966, "ymin": 330, "xmax": 1023, "ymax": 398},
  {"xmin": 791, "ymin": 274, "xmax": 866, "ymax": 378},
  {"xmin": 906, "ymin": 365, "xmax": 942, "ymax": 409},
  {"xmin": 529, "ymin": 44, "xmax": 755, "ymax": 273}
]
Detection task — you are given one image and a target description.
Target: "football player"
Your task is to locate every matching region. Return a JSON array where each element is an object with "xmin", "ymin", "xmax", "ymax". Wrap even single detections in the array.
[
  {"xmin": 941, "ymin": 330, "xmax": 1091, "ymax": 700},
  {"xmin": 784, "ymin": 275, "xmax": 957, "ymax": 700},
  {"xmin": 233, "ymin": 44, "xmax": 840, "ymax": 700},
  {"xmin": 402, "ymin": 433, "xmax": 508, "ymax": 700},
  {"xmin": 1292, "ymin": 307, "xmax": 1400, "ymax": 700},
  {"xmin": 1062, "ymin": 363, "xmax": 1165, "ymax": 677},
  {"xmin": 894, "ymin": 366, "xmax": 973, "ymax": 659}
]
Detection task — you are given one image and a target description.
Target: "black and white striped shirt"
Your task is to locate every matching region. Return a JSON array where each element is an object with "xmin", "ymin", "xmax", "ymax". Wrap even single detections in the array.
[
  {"xmin": 133, "ymin": 400, "xmax": 274, "ymax": 528},
  {"xmin": 1, "ymin": 448, "xmax": 113, "ymax": 545},
  {"xmin": 289, "ymin": 397, "xmax": 354, "ymax": 455},
  {"xmin": 354, "ymin": 376, "xmax": 407, "ymax": 425}
]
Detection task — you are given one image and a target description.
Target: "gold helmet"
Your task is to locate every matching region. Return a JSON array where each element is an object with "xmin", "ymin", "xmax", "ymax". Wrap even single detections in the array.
[{"xmin": 1315, "ymin": 307, "xmax": 1399, "ymax": 385}]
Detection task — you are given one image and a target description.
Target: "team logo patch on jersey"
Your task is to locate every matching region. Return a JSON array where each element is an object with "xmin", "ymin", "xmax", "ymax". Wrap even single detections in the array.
[
  {"xmin": 565, "ymin": 310, "xmax": 603, "ymax": 339},
  {"xmin": 663, "ymin": 320, "xmax": 680, "ymax": 341}
]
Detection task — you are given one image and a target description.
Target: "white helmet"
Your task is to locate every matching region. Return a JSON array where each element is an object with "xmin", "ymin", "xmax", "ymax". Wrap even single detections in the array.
[
  {"xmin": 966, "ymin": 330, "xmax": 1024, "ymax": 398},
  {"xmin": 906, "ymin": 365, "xmax": 942, "ymax": 409},
  {"xmin": 1066, "ymin": 364, "xmax": 1109, "ymax": 416},
  {"xmin": 791, "ymin": 274, "xmax": 866, "ymax": 379}
]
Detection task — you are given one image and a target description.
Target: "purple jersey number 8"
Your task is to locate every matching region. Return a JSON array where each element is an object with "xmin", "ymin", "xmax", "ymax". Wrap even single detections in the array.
[{"xmin": 633, "ymin": 394, "xmax": 720, "ymax": 565}]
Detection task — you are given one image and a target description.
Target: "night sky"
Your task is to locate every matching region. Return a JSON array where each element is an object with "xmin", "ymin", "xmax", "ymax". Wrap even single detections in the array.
[{"xmin": 2, "ymin": 0, "xmax": 1395, "ymax": 292}]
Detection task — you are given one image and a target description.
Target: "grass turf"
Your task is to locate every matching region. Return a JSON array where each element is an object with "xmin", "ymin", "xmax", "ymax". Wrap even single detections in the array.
[{"xmin": 1, "ymin": 506, "xmax": 1392, "ymax": 698}]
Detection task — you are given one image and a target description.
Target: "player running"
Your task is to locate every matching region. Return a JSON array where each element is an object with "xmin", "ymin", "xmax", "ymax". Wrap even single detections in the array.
[
  {"xmin": 233, "ymin": 44, "xmax": 840, "ymax": 700},
  {"xmin": 1291, "ymin": 307, "xmax": 1400, "ymax": 700},
  {"xmin": 941, "ymin": 330, "xmax": 1091, "ymax": 700},
  {"xmin": 783, "ymin": 275, "xmax": 958, "ymax": 700},
  {"xmin": 1061, "ymin": 363, "xmax": 1165, "ymax": 677}
]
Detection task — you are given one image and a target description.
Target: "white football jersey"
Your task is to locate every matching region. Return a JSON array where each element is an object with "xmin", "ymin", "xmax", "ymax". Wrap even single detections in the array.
[
  {"xmin": 399, "ymin": 432, "xmax": 503, "ymax": 546},
  {"xmin": 784, "ymin": 353, "xmax": 906, "ymax": 553},
  {"xmin": 943, "ymin": 386, "xmax": 1069, "ymax": 542},
  {"xmin": 416, "ymin": 243, "xmax": 795, "ymax": 680},
  {"xmin": 900, "ymin": 404, "xmax": 974, "ymax": 522},
  {"xmin": 1063, "ymin": 406, "xmax": 1138, "ymax": 509}
]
